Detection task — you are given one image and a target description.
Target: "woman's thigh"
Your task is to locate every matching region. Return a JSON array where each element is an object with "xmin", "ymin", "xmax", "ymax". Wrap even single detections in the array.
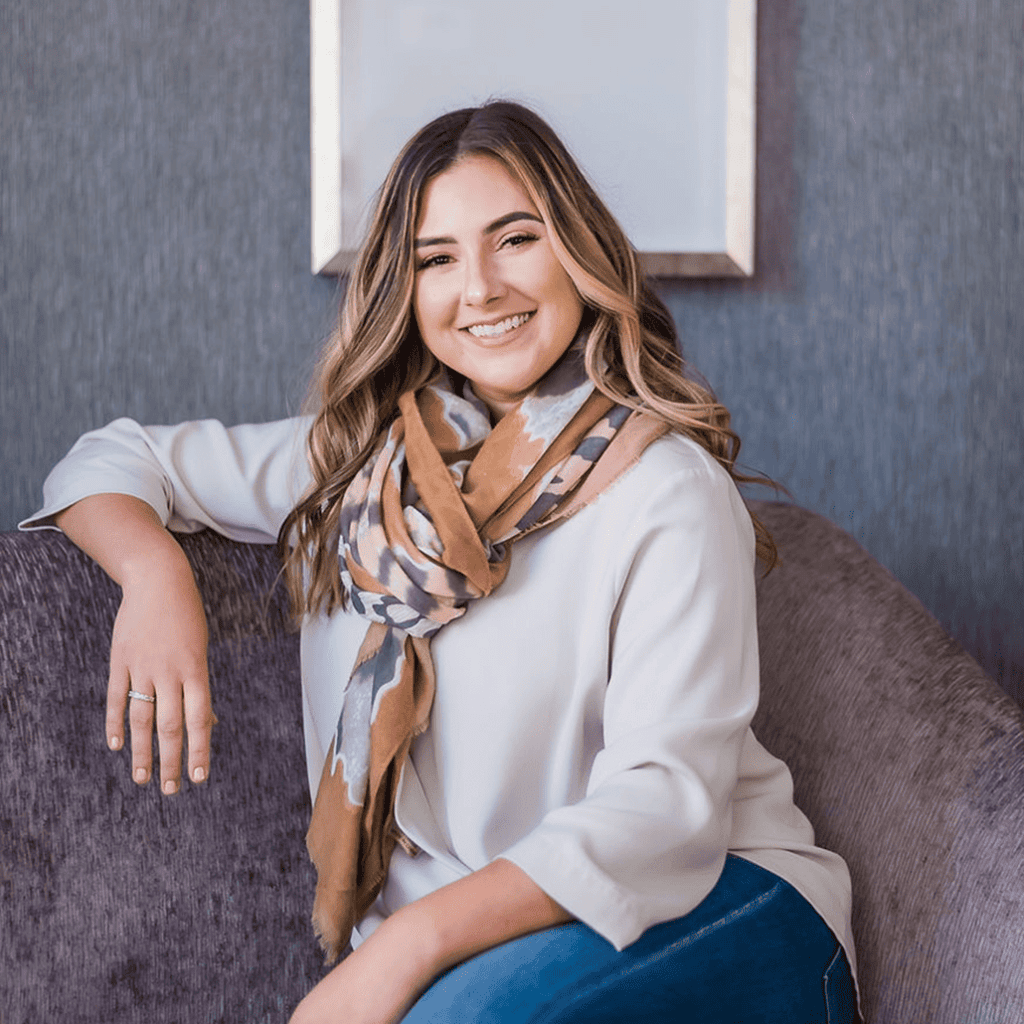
[{"xmin": 401, "ymin": 855, "xmax": 856, "ymax": 1024}]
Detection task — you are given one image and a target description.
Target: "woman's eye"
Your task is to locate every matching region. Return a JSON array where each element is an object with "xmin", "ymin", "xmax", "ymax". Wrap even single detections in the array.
[
  {"xmin": 502, "ymin": 232, "xmax": 537, "ymax": 249},
  {"xmin": 417, "ymin": 253, "xmax": 452, "ymax": 270}
]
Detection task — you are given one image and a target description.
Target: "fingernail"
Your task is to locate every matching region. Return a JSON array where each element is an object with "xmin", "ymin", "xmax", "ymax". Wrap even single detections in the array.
[
  {"xmin": 109, "ymin": 736, "xmax": 122, "ymax": 751},
  {"xmin": 192, "ymin": 766, "xmax": 206, "ymax": 783},
  {"xmin": 163, "ymin": 779, "xmax": 179, "ymax": 795},
  {"xmin": 134, "ymin": 767, "xmax": 149, "ymax": 783}
]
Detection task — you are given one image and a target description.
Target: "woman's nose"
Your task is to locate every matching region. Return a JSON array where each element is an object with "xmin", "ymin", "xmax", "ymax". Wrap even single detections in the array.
[{"xmin": 462, "ymin": 252, "xmax": 505, "ymax": 306}]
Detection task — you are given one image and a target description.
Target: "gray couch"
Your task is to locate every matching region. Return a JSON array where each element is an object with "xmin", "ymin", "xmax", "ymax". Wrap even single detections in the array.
[{"xmin": 2, "ymin": 502, "xmax": 1022, "ymax": 1023}]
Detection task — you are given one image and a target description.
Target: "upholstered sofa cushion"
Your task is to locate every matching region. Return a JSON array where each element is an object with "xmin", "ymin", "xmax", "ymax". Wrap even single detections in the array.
[{"xmin": 2, "ymin": 503, "xmax": 1022, "ymax": 1022}]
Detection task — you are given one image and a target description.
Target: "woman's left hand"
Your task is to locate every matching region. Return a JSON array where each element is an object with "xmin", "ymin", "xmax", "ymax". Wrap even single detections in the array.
[
  {"xmin": 288, "ymin": 910, "xmax": 438, "ymax": 1024},
  {"xmin": 289, "ymin": 859, "xmax": 571, "ymax": 1023}
]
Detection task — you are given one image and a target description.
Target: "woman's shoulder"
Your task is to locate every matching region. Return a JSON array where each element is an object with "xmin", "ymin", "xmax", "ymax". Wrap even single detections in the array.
[
  {"xmin": 559, "ymin": 428, "xmax": 753, "ymax": 554},
  {"xmin": 610, "ymin": 429, "xmax": 744, "ymax": 515},
  {"xmin": 634, "ymin": 430, "xmax": 734, "ymax": 483},
  {"xmin": 595, "ymin": 429, "xmax": 756, "ymax": 556}
]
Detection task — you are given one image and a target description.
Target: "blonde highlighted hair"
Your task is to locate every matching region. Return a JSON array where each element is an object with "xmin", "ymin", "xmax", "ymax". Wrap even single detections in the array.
[{"xmin": 279, "ymin": 101, "xmax": 776, "ymax": 617}]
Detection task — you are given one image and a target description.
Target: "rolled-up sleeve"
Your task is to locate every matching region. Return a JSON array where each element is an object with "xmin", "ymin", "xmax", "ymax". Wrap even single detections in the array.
[
  {"xmin": 19, "ymin": 416, "xmax": 313, "ymax": 545},
  {"xmin": 499, "ymin": 463, "xmax": 760, "ymax": 950}
]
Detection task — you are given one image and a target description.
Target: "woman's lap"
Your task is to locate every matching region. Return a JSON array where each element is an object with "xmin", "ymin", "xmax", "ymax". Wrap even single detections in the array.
[{"xmin": 401, "ymin": 855, "xmax": 856, "ymax": 1024}]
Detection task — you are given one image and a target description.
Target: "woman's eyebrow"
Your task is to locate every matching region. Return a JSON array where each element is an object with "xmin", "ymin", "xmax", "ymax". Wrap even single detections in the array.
[
  {"xmin": 414, "ymin": 211, "xmax": 542, "ymax": 248},
  {"xmin": 485, "ymin": 210, "xmax": 542, "ymax": 233}
]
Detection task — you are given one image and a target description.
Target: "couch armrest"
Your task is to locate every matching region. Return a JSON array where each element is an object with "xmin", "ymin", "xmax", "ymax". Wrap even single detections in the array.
[
  {"xmin": 750, "ymin": 501, "xmax": 1024, "ymax": 1024},
  {"xmin": 0, "ymin": 529, "xmax": 321, "ymax": 1024}
]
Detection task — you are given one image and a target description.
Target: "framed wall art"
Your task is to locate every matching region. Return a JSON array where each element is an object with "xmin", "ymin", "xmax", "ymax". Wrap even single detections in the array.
[{"xmin": 311, "ymin": 0, "xmax": 756, "ymax": 277}]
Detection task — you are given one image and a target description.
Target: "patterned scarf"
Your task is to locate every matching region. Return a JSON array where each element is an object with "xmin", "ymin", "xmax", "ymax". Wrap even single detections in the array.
[{"xmin": 305, "ymin": 333, "xmax": 668, "ymax": 961}]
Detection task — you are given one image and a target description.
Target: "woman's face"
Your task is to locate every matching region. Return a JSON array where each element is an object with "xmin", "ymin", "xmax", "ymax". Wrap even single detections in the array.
[{"xmin": 412, "ymin": 154, "xmax": 584, "ymax": 420}]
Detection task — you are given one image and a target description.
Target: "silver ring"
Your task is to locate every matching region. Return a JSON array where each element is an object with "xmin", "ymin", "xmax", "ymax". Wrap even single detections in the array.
[{"xmin": 127, "ymin": 689, "xmax": 156, "ymax": 704}]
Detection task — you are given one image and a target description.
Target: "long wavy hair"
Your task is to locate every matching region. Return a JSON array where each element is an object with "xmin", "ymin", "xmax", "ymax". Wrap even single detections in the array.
[{"xmin": 279, "ymin": 100, "xmax": 776, "ymax": 617}]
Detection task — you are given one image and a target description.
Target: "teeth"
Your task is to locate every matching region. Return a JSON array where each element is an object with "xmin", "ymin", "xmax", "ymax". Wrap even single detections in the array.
[{"xmin": 467, "ymin": 312, "xmax": 532, "ymax": 338}]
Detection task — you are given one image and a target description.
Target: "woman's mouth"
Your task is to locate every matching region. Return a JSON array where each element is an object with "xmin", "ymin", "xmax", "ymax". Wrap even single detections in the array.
[{"xmin": 465, "ymin": 311, "xmax": 534, "ymax": 339}]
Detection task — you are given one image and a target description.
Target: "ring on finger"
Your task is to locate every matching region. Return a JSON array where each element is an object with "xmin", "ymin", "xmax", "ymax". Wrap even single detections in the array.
[{"xmin": 128, "ymin": 689, "xmax": 156, "ymax": 704}]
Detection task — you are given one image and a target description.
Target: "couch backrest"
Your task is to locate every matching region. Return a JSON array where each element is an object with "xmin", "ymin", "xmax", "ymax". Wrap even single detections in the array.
[{"xmin": 751, "ymin": 501, "xmax": 1024, "ymax": 1024}]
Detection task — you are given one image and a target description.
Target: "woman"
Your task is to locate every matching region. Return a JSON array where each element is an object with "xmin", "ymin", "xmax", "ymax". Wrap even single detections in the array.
[{"xmin": 25, "ymin": 102, "xmax": 858, "ymax": 1022}]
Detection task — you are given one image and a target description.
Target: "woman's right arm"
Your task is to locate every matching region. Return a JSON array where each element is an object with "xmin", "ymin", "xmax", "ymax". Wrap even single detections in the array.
[
  {"xmin": 25, "ymin": 416, "xmax": 313, "ymax": 793},
  {"xmin": 56, "ymin": 494, "xmax": 213, "ymax": 794}
]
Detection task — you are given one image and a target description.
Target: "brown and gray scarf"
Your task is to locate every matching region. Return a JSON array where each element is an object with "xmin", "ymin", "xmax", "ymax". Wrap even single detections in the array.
[{"xmin": 306, "ymin": 332, "xmax": 668, "ymax": 961}]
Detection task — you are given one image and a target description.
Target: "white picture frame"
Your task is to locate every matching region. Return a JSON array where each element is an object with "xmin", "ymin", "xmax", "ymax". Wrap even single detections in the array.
[{"xmin": 311, "ymin": 0, "xmax": 756, "ymax": 277}]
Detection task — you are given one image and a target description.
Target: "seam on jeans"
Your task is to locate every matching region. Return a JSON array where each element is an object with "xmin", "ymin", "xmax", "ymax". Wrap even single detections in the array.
[
  {"xmin": 530, "ymin": 881, "xmax": 787, "ymax": 1024},
  {"xmin": 822, "ymin": 942, "xmax": 844, "ymax": 1024}
]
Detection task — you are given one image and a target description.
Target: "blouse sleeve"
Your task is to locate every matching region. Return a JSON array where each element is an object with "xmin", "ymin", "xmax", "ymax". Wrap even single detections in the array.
[
  {"xmin": 19, "ymin": 416, "xmax": 313, "ymax": 545},
  {"xmin": 498, "ymin": 457, "xmax": 760, "ymax": 950}
]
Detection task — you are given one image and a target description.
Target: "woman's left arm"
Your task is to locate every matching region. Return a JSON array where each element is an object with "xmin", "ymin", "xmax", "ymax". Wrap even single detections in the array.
[{"xmin": 289, "ymin": 859, "xmax": 571, "ymax": 1024}]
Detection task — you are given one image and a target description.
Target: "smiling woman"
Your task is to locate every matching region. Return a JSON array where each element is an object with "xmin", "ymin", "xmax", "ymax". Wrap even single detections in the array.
[
  {"xmin": 413, "ymin": 156, "xmax": 584, "ymax": 419},
  {"xmin": 24, "ymin": 101, "xmax": 859, "ymax": 1024}
]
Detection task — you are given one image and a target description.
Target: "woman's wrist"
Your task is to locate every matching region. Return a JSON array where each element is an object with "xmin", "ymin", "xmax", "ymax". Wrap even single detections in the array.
[
  {"xmin": 288, "ymin": 908, "xmax": 443, "ymax": 1024},
  {"xmin": 117, "ymin": 534, "xmax": 194, "ymax": 593}
]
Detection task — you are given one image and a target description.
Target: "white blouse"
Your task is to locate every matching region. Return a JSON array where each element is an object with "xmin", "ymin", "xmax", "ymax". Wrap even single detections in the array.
[{"xmin": 22, "ymin": 416, "xmax": 856, "ymax": 978}]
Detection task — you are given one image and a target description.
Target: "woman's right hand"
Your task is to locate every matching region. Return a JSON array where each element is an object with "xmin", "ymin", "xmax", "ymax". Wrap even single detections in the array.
[
  {"xmin": 54, "ymin": 493, "xmax": 216, "ymax": 794},
  {"xmin": 106, "ymin": 548, "xmax": 215, "ymax": 794}
]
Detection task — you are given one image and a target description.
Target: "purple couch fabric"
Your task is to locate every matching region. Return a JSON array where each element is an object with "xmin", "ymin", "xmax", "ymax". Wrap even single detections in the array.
[
  {"xmin": 751, "ymin": 501, "xmax": 1024, "ymax": 1023},
  {"xmin": 0, "ymin": 528, "xmax": 323, "ymax": 1023},
  {"xmin": 2, "ymin": 502, "xmax": 1022, "ymax": 1022}
]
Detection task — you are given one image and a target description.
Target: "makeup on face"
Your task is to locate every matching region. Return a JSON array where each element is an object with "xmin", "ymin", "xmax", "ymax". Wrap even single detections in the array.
[{"xmin": 413, "ymin": 155, "xmax": 584, "ymax": 420}]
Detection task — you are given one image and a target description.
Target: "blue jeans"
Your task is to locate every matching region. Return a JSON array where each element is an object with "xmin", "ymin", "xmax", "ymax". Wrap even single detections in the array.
[{"xmin": 401, "ymin": 855, "xmax": 857, "ymax": 1023}]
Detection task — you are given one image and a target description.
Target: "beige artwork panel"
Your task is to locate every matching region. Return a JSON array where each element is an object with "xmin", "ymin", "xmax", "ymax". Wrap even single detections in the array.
[{"xmin": 311, "ymin": 0, "xmax": 756, "ymax": 277}]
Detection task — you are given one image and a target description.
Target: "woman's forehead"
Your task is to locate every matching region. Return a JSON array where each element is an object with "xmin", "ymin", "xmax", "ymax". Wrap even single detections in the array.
[{"xmin": 415, "ymin": 155, "xmax": 539, "ymax": 237}]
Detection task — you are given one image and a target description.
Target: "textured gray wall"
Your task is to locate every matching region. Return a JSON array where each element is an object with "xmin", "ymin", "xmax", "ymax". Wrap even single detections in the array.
[
  {"xmin": 2, "ymin": 2, "xmax": 1021, "ymax": 700},
  {"xmin": 662, "ymin": 0, "xmax": 1023, "ymax": 702},
  {"xmin": 1, "ymin": 0, "xmax": 339, "ymax": 514}
]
